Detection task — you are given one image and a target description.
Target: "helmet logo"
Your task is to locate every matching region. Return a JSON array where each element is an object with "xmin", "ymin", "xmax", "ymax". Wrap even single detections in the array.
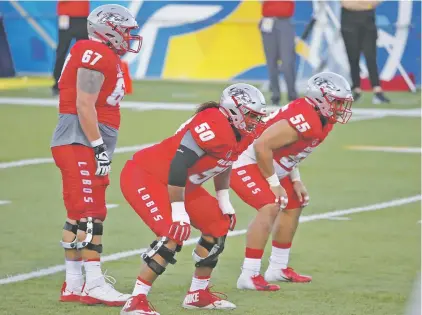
[
  {"xmin": 99, "ymin": 12, "xmax": 128, "ymax": 25},
  {"xmin": 313, "ymin": 77, "xmax": 336, "ymax": 91},
  {"xmin": 229, "ymin": 88, "xmax": 253, "ymax": 108}
]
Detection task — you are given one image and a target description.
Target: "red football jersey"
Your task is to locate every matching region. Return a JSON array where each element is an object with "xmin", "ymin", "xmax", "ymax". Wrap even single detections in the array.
[
  {"xmin": 257, "ymin": 98, "xmax": 333, "ymax": 175},
  {"xmin": 58, "ymin": 40, "xmax": 125, "ymax": 129},
  {"xmin": 132, "ymin": 108, "xmax": 252, "ymax": 191}
]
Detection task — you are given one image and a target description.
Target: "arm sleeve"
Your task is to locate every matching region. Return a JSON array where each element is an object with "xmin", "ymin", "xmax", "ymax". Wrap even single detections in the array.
[{"xmin": 168, "ymin": 130, "xmax": 205, "ymax": 187}]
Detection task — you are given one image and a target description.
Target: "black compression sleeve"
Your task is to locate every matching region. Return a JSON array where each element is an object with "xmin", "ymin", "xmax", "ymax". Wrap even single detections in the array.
[{"xmin": 168, "ymin": 145, "xmax": 201, "ymax": 187}]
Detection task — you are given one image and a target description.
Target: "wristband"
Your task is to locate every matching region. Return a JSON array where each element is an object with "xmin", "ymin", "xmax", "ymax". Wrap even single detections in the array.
[
  {"xmin": 266, "ymin": 173, "xmax": 280, "ymax": 187},
  {"xmin": 290, "ymin": 168, "xmax": 301, "ymax": 182},
  {"xmin": 90, "ymin": 137, "xmax": 104, "ymax": 147},
  {"xmin": 171, "ymin": 201, "xmax": 190, "ymax": 224},
  {"xmin": 216, "ymin": 189, "xmax": 230, "ymax": 203}
]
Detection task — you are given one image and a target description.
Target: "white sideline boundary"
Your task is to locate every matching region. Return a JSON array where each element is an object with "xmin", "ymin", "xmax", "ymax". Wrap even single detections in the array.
[
  {"xmin": 347, "ymin": 146, "xmax": 422, "ymax": 154},
  {"xmin": 0, "ymin": 195, "xmax": 419, "ymax": 286},
  {"xmin": 0, "ymin": 97, "xmax": 420, "ymax": 117},
  {"xmin": 0, "ymin": 143, "xmax": 155, "ymax": 170}
]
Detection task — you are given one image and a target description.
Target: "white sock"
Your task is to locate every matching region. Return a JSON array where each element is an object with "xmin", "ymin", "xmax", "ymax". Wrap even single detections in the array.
[
  {"xmin": 84, "ymin": 259, "xmax": 105, "ymax": 288},
  {"xmin": 268, "ymin": 246, "xmax": 290, "ymax": 270},
  {"xmin": 132, "ymin": 277, "xmax": 152, "ymax": 296},
  {"xmin": 189, "ymin": 276, "xmax": 210, "ymax": 292},
  {"xmin": 241, "ymin": 258, "xmax": 261, "ymax": 277},
  {"xmin": 65, "ymin": 259, "xmax": 84, "ymax": 290}
]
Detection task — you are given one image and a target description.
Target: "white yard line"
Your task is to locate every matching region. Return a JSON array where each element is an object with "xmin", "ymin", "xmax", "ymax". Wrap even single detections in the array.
[
  {"xmin": 347, "ymin": 146, "xmax": 421, "ymax": 154},
  {"xmin": 0, "ymin": 97, "xmax": 420, "ymax": 117},
  {"xmin": 0, "ymin": 195, "xmax": 419, "ymax": 285},
  {"xmin": 0, "ymin": 144, "xmax": 155, "ymax": 170},
  {"xmin": 0, "ymin": 200, "xmax": 11, "ymax": 206}
]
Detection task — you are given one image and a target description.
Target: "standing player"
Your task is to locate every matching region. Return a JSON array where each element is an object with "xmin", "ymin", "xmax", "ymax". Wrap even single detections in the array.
[
  {"xmin": 119, "ymin": 84, "xmax": 266, "ymax": 315},
  {"xmin": 51, "ymin": 4, "xmax": 141, "ymax": 306},
  {"xmin": 231, "ymin": 72, "xmax": 354, "ymax": 290}
]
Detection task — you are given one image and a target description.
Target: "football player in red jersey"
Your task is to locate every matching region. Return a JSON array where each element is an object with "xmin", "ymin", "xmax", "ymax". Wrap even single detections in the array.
[
  {"xmin": 119, "ymin": 84, "xmax": 266, "ymax": 315},
  {"xmin": 50, "ymin": 4, "xmax": 141, "ymax": 306},
  {"xmin": 231, "ymin": 72, "xmax": 354, "ymax": 290}
]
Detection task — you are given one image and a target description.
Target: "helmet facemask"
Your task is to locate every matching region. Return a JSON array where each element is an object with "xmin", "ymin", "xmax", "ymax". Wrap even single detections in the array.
[
  {"xmin": 320, "ymin": 88, "xmax": 353, "ymax": 124},
  {"xmin": 105, "ymin": 21, "xmax": 142, "ymax": 55},
  {"xmin": 238, "ymin": 105, "xmax": 266, "ymax": 137}
]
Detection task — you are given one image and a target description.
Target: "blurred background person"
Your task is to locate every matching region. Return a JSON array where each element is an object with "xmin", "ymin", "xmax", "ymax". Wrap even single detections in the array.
[
  {"xmin": 340, "ymin": 0, "xmax": 390, "ymax": 104},
  {"xmin": 52, "ymin": 0, "xmax": 89, "ymax": 96},
  {"xmin": 260, "ymin": 0, "xmax": 298, "ymax": 106}
]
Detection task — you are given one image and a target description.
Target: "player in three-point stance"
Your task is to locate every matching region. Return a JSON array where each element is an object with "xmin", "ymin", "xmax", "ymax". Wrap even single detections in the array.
[
  {"xmin": 119, "ymin": 84, "xmax": 266, "ymax": 315},
  {"xmin": 51, "ymin": 4, "xmax": 141, "ymax": 306},
  {"xmin": 231, "ymin": 72, "xmax": 354, "ymax": 290}
]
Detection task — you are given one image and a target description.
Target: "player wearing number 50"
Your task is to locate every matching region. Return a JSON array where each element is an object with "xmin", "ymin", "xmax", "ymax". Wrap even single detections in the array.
[
  {"xmin": 119, "ymin": 84, "xmax": 266, "ymax": 315},
  {"xmin": 50, "ymin": 4, "xmax": 141, "ymax": 306},
  {"xmin": 231, "ymin": 72, "xmax": 354, "ymax": 290}
]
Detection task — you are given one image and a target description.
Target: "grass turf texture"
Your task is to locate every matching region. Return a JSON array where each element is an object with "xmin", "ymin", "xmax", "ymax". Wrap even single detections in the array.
[{"xmin": 0, "ymin": 79, "xmax": 420, "ymax": 315}]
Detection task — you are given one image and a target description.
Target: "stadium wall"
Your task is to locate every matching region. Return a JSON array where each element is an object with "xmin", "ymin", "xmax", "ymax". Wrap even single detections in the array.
[{"xmin": 0, "ymin": 0, "xmax": 420, "ymax": 89}]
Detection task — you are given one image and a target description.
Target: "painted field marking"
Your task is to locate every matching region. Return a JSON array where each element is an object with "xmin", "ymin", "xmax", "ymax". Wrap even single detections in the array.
[
  {"xmin": 0, "ymin": 143, "xmax": 155, "ymax": 170},
  {"xmin": 325, "ymin": 217, "xmax": 351, "ymax": 221},
  {"xmin": 0, "ymin": 194, "xmax": 419, "ymax": 285},
  {"xmin": 0, "ymin": 97, "xmax": 420, "ymax": 117},
  {"xmin": 106, "ymin": 204, "xmax": 119, "ymax": 210},
  {"xmin": 0, "ymin": 200, "xmax": 11, "ymax": 206},
  {"xmin": 347, "ymin": 146, "xmax": 421, "ymax": 154}
]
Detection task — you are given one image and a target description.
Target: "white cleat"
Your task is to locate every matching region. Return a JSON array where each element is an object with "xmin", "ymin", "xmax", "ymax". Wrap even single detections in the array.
[
  {"xmin": 237, "ymin": 273, "xmax": 280, "ymax": 291},
  {"xmin": 80, "ymin": 274, "xmax": 131, "ymax": 306},
  {"xmin": 182, "ymin": 288, "xmax": 236, "ymax": 310}
]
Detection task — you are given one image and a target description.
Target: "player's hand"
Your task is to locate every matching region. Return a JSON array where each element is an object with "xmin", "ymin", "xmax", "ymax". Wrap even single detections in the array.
[
  {"xmin": 292, "ymin": 180, "xmax": 310, "ymax": 207},
  {"xmin": 270, "ymin": 184, "xmax": 288, "ymax": 210},
  {"xmin": 227, "ymin": 214, "xmax": 237, "ymax": 231},
  {"xmin": 93, "ymin": 143, "xmax": 111, "ymax": 176},
  {"xmin": 168, "ymin": 202, "xmax": 191, "ymax": 243}
]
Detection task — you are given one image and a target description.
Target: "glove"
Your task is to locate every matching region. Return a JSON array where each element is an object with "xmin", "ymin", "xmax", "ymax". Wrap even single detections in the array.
[
  {"xmin": 93, "ymin": 143, "xmax": 111, "ymax": 176},
  {"xmin": 168, "ymin": 202, "xmax": 191, "ymax": 243},
  {"xmin": 216, "ymin": 190, "xmax": 237, "ymax": 231}
]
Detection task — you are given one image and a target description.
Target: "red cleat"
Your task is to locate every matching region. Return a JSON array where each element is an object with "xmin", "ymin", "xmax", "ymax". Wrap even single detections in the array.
[
  {"xmin": 265, "ymin": 267, "xmax": 312, "ymax": 283},
  {"xmin": 237, "ymin": 273, "xmax": 280, "ymax": 291},
  {"xmin": 182, "ymin": 287, "xmax": 236, "ymax": 310},
  {"xmin": 120, "ymin": 294, "xmax": 160, "ymax": 315}
]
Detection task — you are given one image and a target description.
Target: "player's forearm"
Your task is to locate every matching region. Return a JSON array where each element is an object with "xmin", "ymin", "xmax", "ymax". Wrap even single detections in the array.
[
  {"xmin": 254, "ymin": 142, "xmax": 275, "ymax": 179},
  {"xmin": 168, "ymin": 185, "xmax": 185, "ymax": 203},
  {"xmin": 214, "ymin": 167, "xmax": 231, "ymax": 191},
  {"xmin": 76, "ymin": 99, "xmax": 102, "ymax": 143}
]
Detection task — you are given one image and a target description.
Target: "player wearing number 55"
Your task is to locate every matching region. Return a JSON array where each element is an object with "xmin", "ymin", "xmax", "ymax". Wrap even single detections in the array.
[
  {"xmin": 119, "ymin": 84, "xmax": 266, "ymax": 315},
  {"xmin": 231, "ymin": 72, "xmax": 354, "ymax": 290},
  {"xmin": 50, "ymin": 4, "xmax": 141, "ymax": 307}
]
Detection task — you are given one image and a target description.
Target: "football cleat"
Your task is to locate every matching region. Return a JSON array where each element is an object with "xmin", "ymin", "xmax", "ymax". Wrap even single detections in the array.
[
  {"xmin": 59, "ymin": 281, "xmax": 82, "ymax": 302},
  {"xmin": 80, "ymin": 274, "xmax": 131, "ymax": 306},
  {"xmin": 120, "ymin": 294, "xmax": 160, "ymax": 315},
  {"xmin": 182, "ymin": 287, "xmax": 236, "ymax": 310},
  {"xmin": 265, "ymin": 267, "xmax": 312, "ymax": 283},
  {"xmin": 236, "ymin": 273, "xmax": 280, "ymax": 291}
]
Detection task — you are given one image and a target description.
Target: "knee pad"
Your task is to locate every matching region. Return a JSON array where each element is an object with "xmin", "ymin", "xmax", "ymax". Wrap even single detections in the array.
[
  {"xmin": 60, "ymin": 221, "xmax": 79, "ymax": 249},
  {"xmin": 77, "ymin": 217, "xmax": 103, "ymax": 253},
  {"xmin": 142, "ymin": 237, "xmax": 178, "ymax": 275},
  {"xmin": 192, "ymin": 236, "xmax": 226, "ymax": 268}
]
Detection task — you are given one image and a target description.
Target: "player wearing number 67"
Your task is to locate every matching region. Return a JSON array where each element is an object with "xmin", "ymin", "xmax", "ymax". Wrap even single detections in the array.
[
  {"xmin": 50, "ymin": 4, "xmax": 141, "ymax": 307},
  {"xmin": 231, "ymin": 72, "xmax": 354, "ymax": 290},
  {"xmin": 119, "ymin": 84, "xmax": 266, "ymax": 315}
]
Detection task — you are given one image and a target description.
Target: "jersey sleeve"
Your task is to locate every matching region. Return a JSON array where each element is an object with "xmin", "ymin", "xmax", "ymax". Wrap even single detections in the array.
[
  {"xmin": 284, "ymin": 101, "xmax": 322, "ymax": 139},
  {"xmin": 188, "ymin": 111, "xmax": 231, "ymax": 156},
  {"xmin": 71, "ymin": 41, "xmax": 113, "ymax": 76}
]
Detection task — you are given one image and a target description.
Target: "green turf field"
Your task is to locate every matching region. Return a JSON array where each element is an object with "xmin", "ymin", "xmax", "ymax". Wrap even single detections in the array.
[{"xmin": 0, "ymin": 80, "xmax": 420, "ymax": 315}]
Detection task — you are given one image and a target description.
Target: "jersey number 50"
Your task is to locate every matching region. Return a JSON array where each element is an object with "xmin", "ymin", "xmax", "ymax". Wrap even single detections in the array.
[{"xmin": 194, "ymin": 123, "xmax": 215, "ymax": 142}]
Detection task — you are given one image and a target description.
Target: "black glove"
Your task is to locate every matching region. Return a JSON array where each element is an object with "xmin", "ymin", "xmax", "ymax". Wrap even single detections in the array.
[{"xmin": 93, "ymin": 143, "xmax": 111, "ymax": 176}]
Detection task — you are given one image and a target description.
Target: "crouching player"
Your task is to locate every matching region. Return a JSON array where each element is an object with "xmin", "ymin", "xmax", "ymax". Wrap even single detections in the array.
[
  {"xmin": 231, "ymin": 72, "xmax": 354, "ymax": 290},
  {"xmin": 119, "ymin": 84, "xmax": 267, "ymax": 314}
]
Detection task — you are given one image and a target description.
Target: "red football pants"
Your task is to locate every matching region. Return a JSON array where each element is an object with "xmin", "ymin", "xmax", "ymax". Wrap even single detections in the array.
[
  {"xmin": 230, "ymin": 164, "xmax": 302, "ymax": 211},
  {"xmin": 52, "ymin": 144, "xmax": 109, "ymax": 221},
  {"xmin": 120, "ymin": 160, "xmax": 231, "ymax": 238}
]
